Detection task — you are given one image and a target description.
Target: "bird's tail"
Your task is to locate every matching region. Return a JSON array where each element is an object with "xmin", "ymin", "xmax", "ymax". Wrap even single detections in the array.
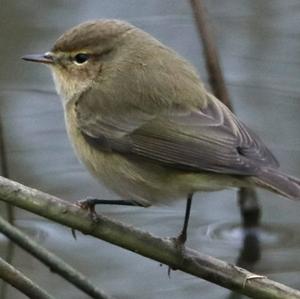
[{"xmin": 253, "ymin": 168, "xmax": 300, "ymax": 200}]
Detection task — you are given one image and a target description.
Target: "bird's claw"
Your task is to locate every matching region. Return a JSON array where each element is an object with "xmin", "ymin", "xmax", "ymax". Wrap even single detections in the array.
[
  {"xmin": 167, "ymin": 233, "xmax": 187, "ymax": 276},
  {"xmin": 172, "ymin": 234, "xmax": 187, "ymax": 248},
  {"xmin": 76, "ymin": 198, "xmax": 100, "ymax": 223}
]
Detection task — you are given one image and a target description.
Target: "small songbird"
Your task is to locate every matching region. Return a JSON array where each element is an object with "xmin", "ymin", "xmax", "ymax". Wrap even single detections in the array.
[{"xmin": 23, "ymin": 19, "xmax": 300, "ymax": 244}]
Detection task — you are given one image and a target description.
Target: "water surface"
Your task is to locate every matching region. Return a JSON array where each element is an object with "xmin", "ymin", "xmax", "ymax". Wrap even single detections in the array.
[{"xmin": 0, "ymin": 1, "xmax": 299, "ymax": 298}]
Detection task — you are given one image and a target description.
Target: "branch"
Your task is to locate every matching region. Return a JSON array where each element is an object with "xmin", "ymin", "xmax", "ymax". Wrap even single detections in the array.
[
  {"xmin": 0, "ymin": 216, "xmax": 112, "ymax": 299},
  {"xmin": 0, "ymin": 116, "xmax": 14, "ymax": 223},
  {"xmin": 0, "ymin": 257, "xmax": 54, "ymax": 299},
  {"xmin": 0, "ymin": 104, "xmax": 17, "ymax": 299},
  {"xmin": 0, "ymin": 176, "xmax": 299, "ymax": 299}
]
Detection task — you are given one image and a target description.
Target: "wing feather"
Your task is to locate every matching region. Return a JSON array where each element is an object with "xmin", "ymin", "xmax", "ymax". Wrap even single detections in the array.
[{"xmin": 75, "ymin": 88, "xmax": 278, "ymax": 175}]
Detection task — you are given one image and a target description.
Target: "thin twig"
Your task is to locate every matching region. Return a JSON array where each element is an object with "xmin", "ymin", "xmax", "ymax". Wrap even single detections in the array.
[
  {"xmin": 0, "ymin": 113, "xmax": 14, "ymax": 223},
  {"xmin": 0, "ymin": 257, "xmax": 54, "ymax": 299},
  {"xmin": 0, "ymin": 176, "xmax": 299, "ymax": 299},
  {"xmin": 190, "ymin": 0, "xmax": 260, "ymax": 229},
  {"xmin": 190, "ymin": 0, "xmax": 232, "ymax": 109},
  {"xmin": 0, "ymin": 238, "xmax": 15, "ymax": 299},
  {"xmin": 0, "ymin": 102, "xmax": 15, "ymax": 299},
  {"xmin": 0, "ymin": 216, "xmax": 112, "ymax": 299}
]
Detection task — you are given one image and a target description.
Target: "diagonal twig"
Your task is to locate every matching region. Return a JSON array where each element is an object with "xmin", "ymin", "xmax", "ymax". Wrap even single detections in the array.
[
  {"xmin": 0, "ymin": 216, "xmax": 112, "ymax": 299},
  {"xmin": 0, "ymin": 257, "xmax": 54, "ymax": 299},
  {"xmin": 0, "ymin": 176, "xmax": 299, "ymax": 299},
  {"xmin": 190, "ymin": 0, "xmax": 232, "ymax": 109}
]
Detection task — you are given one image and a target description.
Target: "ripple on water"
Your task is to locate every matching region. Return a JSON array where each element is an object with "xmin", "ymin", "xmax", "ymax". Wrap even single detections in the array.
[{"xmin": 205, "ymin": 222, "xmax": 300, "ymax": 250}]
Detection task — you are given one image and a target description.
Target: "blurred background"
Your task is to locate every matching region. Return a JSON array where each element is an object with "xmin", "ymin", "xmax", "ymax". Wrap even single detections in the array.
[{"xmin": 0, "ymin": 1, "xmax": 300, "ymax": 298}]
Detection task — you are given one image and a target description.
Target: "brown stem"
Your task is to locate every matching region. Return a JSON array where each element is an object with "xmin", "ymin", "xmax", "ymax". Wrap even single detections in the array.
[
  {"xmin": 190, "ymin": 0, "xmax": 261, "ymax": 231},
  {"xmin": 190, "ymin": 0, "xmax": 233, "ymax": 110}
]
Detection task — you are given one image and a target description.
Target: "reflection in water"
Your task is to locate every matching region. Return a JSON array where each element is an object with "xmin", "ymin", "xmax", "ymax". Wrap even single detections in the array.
[
  {"xmin": 229, "ymin": 189, "xmax": 262, "ymax": 298},
  {"xmin": 224, "ymin": 195, "xmax": 261, "ymax": 299},
  {"xmin": 238, "ymin": 188, "xmax": 261, "ymax": 229},
  {"xmin": 225, "ymin": 228, "xmax": 261, "ymax": 299},
  {"xmin": 209, "ymin": 190, "xmax": 262, "ymax": 298},
  {"xmin": 207, "ymin": 213, "xmax": 300, "ymax": 298},
  {"xmin": 237, "ymin": 187, "xmax": 262, "ymax": 271},
  {"xmin": 236, "ymin": 229, "xmax": 261, "ymax": 270}
]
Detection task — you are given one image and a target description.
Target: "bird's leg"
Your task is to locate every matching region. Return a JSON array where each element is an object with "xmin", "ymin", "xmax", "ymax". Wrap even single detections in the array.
[
  {"xmin": 76, "ymin": 198, "xmax": 144, "ymax": 222},
  {"xmin": 168, "ymin": 194, "xmax": 193, "ymax": 277},
  {"xmin": 72, "ymin": 198, "xmax": 144, "ymax": 238},
  {"xmin": 174, "ymin": 193, "xmax": 193, "ymax": 247}
]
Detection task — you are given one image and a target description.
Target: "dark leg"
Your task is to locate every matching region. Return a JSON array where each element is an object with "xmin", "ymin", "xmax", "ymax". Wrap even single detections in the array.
[
  {"xmin": 78, "ymin": 198, "xmax": 145, "ymax": 208},
  {"xmin": 175, "ymin": 193, "xmax": 193, "ymax": 246},
  {"xmin": 76, "ymin": 198, "xmax": 145, "ymax": 222},
  {"xmin": 168, "ymin": 194, "xmax": 193, "ymax": 276}
]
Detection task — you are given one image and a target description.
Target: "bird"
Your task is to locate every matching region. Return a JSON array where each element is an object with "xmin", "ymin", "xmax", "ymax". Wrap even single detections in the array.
[{"xmin": 22, "ymin": 19, "xmax": 300, "ymax": 245}]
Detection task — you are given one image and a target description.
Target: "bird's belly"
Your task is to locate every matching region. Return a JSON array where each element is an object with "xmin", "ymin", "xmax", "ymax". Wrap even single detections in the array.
[
  {"xmin": 69, "ymin": 133, "xmax": 234, "ymax": 206},
  {"xmin": 65, "ymin": 114, "xmax": 174, "ymax": 205},
  {"xmin": 73, "ymin": 141, "xmax": 194, "ymax": 206},
  {"xmin": 65, "ymin": 108, "xmax": 246, "ymax": 206}
]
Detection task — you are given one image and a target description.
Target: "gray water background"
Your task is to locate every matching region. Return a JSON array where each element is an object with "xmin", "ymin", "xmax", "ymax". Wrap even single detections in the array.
[{"xmin": 0, "ymin": 1, "xmax": 300, "ymax": 298}]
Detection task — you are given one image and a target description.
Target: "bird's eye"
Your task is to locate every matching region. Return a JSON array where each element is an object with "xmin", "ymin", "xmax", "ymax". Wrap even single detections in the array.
[{"xmin": 74, "ymin": 53, "xmax": 90, "ymax": 65}]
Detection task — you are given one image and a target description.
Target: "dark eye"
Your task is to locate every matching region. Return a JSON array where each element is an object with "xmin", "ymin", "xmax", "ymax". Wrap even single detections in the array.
[{"xmin": 74, "ymin": 53, "xmax": 89, "ymax": 64}]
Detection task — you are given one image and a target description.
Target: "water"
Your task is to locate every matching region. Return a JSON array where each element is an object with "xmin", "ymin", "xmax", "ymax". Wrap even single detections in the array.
[{"xmin": 0, "ymin": 1, "xmax": 300, "ymax": 298}]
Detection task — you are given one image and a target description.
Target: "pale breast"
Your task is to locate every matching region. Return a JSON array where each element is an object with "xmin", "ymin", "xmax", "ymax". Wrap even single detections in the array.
[
  {"xmin": 63, "ymin": 100, "xmax": 239, "ymax": 206},
  {"xmin": 63, "ymin": 102, "xmax": 191, "ymax": 205}
]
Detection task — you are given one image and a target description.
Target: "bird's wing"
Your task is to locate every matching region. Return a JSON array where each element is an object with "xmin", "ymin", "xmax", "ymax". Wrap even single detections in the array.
[{"xmin": 75, "ymin": 89, "xmax": 278, "ymax": 175}]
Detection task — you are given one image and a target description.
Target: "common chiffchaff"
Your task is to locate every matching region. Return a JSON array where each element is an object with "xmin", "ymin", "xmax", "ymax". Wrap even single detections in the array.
[{"xmin": 23, "ymin": 20, "xmax": 300, "ymax": 243}]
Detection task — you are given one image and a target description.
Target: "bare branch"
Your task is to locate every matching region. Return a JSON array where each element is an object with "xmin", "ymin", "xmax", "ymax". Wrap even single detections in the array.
[
  {"xmin": 0, "ymin": 257, "xmax": 54, "ymax": 299},
  {"xmin": 0, "ymin": 176, "xmax": 299, "ymax": 299},
  {"xmin": 0, "ymin": 216, "xmax": 112, "ymax": 299}
]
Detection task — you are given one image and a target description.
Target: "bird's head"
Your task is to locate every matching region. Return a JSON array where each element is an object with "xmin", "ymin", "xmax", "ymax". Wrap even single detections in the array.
[{"xmin": 23, "ymin": 19, "xmax": 134, "ymax": 101}]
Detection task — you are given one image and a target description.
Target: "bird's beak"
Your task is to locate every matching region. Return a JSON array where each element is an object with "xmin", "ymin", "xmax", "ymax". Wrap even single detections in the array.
[{"xmin": 22, "ymin": 52, "xmax": 54, "ymax": 64}]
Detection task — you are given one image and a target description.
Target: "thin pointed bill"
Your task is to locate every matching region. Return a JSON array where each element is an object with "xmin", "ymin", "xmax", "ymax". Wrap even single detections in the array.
[{"xmin": 22, "ymin": 52, "xmax": 54, "ymax": 64}]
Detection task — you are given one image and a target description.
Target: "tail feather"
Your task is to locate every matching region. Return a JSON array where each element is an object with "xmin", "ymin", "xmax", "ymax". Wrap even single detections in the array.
[{"xmin": 254, "ymin": 168, "xmax": 300, "ymax": 200}]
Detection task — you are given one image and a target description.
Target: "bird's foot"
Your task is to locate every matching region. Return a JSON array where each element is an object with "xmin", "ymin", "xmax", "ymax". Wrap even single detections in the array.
[
  {"xmin": 167, "ymin": 231, "xmax": 187, "ymax": 277},
  {"xmin": 71, "ymin": 198, "xmax": 100, "ymax": 240},
  {"xmin": 172, "ymin": 231, "xmax": 187, "ymax": 248},
  {"xmin": 76, "ymin": 197, "xmax": 100, "ymax": 223}
]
